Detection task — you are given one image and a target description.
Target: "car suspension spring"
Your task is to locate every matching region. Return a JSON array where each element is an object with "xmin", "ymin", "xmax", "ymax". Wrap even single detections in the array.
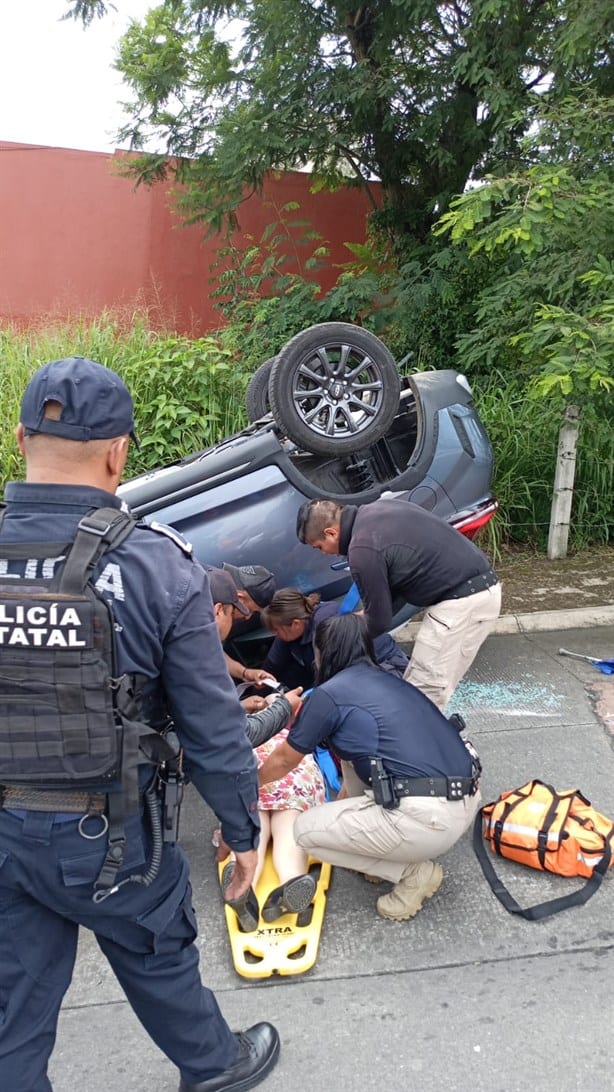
[{"xmin": 345, "ymin": 458, "xmax": 376, "ymax": 491}]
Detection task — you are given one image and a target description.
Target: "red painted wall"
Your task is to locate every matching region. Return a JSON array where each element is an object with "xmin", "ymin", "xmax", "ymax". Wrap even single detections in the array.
[{"xmin": 0, "ymin": 141, "xmax": 377, "ymax": 335}]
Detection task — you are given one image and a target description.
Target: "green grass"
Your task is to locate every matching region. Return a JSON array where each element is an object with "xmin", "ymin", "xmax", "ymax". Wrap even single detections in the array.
[{"xmin": 1, "ymin": 318, "xmax": 611, "ymax": 552}]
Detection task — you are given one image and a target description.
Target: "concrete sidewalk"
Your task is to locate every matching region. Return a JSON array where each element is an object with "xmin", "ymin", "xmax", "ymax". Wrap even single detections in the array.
[
  {"xmin": 393, "ymin": 601, "xmax": 614, "ymax": 641},
  {"xmin": 50, "ymin": 623, "xmax": 614, "ymax": 1092}
]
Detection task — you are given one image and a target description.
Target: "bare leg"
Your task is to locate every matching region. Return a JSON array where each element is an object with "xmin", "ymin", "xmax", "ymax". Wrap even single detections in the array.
[
  {"xmin": 253, "ymin": 810, "xmax": 271, "ymax": 888},
  {"xmin": 269, "ymin": 809, "xmax": 308, "ymax": 884},
  {"xmin": 261, "ymin": 809, "xmax": 316, "ymax": 922}
]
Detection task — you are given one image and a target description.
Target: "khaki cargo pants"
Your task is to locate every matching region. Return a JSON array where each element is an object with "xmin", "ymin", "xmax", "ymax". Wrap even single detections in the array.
[
  {"xmin": 294, "ymin": 762, "xmax": 481, "ymax": 884},
  {"xmin": 403, "ymin": 583, "xmax": 502, "ymax": 711}
]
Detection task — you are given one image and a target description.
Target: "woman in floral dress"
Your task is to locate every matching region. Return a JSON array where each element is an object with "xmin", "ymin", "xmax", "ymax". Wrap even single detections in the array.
[{"xmin": 253, "ymin": 724, "xmax": 326, "ymax": 921}]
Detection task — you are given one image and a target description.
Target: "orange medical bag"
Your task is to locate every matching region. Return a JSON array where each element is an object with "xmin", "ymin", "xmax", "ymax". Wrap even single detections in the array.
[{"xmin": 474, "ymin": 779, "xmax": 614, "ymax": 919}]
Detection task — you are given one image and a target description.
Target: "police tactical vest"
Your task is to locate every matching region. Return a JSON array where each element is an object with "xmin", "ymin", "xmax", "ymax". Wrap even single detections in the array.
[{"xmin": 0, "ymin": 507, "xmax": 146, "ymax": 794}]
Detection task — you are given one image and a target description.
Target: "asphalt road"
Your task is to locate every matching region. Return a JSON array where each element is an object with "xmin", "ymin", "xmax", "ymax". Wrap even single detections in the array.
[{"xmin": 50, "ymin": 624, "xmax": 614, "ymax": 1092}]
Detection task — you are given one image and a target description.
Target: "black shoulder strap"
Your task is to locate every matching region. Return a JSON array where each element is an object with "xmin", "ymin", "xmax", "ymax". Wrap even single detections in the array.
[
  {"xmin": 59, "ymin": 507, "xmax": 137, "ymax": 595},
  {"xmin": 473, "ymin": 810, "xmax": 611, "ymax": 921}
]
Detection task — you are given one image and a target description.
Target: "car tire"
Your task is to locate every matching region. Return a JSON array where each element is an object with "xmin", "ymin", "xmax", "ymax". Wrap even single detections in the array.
[
  {"xmin": 269, "ymin": 323, "xmax": 401, "ymax": 455},
  {"xmin": 245, "ymin": 357, "xmax": 276, "ymax": 421}
]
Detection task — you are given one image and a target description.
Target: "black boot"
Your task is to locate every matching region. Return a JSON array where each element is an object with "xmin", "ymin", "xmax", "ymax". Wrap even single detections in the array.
[
  {"xmin": 178, "ymin": 1022, "xmax": 280, "ymax": 1091},
  {"xmin": 221, "ymin": 861, "xmax": 260, "ymax": 932},
  {"xmin": 261, "ymin": 873, "xmax": 316, "ymax": 923}
]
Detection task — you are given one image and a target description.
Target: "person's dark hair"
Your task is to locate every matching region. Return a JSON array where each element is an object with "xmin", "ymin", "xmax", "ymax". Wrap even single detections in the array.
[
  {"xmin": 314, "ymin": 613, "xmax": 377, "ymax": 685},
  {"xmin": 261, "ymin": 587, "xmax": 321, "ymax": 630},
  {"xmin": 296, "ymin": 499, "xmax": 343, "ymax": 544}
]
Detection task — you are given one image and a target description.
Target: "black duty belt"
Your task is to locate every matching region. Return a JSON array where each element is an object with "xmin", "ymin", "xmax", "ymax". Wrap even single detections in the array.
[
  {"xmin": 0, "ymin": 785, "xmax": 106, "ymax": 814},
  {"xmin": 445, "ymin": 570, "xmax": 498, "ymax": 600},
  {"xmin": 392, "ymin": 775, "xmax": 479, "ymax": 800}
]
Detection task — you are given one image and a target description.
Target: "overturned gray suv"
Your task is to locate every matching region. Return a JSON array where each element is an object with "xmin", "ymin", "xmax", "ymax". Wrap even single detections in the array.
[{"xmin": 120, "ymin": 323, "xmax": 497, "ymax": 624}]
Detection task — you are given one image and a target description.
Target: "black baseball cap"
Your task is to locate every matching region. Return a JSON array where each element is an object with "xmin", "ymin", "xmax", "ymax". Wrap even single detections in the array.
[
  {"xmin": 20, "ymin": 357, "xmax": 139, "ymax": 446},
  {"xmin": 222, "ymin": 563, "xmax": 276, "ymax": 609},
  {"xmin": 207, "ymin": 567, "xmax": 250, "ymax": 615}
]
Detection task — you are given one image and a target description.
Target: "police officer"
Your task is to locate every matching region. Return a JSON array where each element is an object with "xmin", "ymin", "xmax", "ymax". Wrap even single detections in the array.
[
  {"xmin": 260, "ymin": 587, "xmax": 408, "ymax": 691},
  {"xmin": 207, "ymin": 565, "xmax": 304, "ymax": 739},
  {"xmin": 0, "ymin": 358, "xmax": 279, "ymax": 1092},
  {"xmin": 296, "ymin": 497, "xmax": 501, "ymax": 710},
  {"xmin": 220, "ymin": 563, "xmax": 278, "ymax": 690},
  {"xmin": 257, "ymin": 613, "xmax": 482, "ymax": 922}
]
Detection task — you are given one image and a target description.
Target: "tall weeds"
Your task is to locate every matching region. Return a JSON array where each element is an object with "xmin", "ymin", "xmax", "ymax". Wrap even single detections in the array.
[
  {"xmin": 0, "ymin": 315, "xmax": 250, "ymax": 483},
  {"xmin": 475, "ymin": 372, "xmax": 613, "ymax": 553}
]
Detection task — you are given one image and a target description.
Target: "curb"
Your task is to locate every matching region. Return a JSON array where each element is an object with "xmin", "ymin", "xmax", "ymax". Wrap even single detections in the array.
[{"xmin": 392, "ymin": 604, "xmax": 614, "ymax": 643}]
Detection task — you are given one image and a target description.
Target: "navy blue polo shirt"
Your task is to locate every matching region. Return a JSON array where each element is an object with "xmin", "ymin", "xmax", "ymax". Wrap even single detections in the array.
[{"xmin": 287, "ymin": 661, "xmax": 473, "ymax": 785}]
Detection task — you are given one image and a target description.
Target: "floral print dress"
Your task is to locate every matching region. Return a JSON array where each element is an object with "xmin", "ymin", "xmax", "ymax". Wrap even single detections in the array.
[{"xmin": 257, "ymin": 728, "xmax": 326, "ymax": 812}]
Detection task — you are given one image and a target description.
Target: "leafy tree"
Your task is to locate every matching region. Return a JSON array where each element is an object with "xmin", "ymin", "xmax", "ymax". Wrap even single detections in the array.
[
  {"xmin": 63, "ymin": 0, "xmax": 107, "ymax": 26},
  {"xmin": 65, "ymin": 0, "xmax": 613, "ymax": 247},
  {"xmin": 435, "ymin": 91, "xmax": 614, "ymax": 396},
  {"xmin": 435, "ymin": 88, "xmax": 614, "ymax": 552}
]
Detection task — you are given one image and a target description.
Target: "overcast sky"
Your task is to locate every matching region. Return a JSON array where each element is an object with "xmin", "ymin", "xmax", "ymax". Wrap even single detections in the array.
[{"xmin": 0, "ymin": 0, "xmax": 154, "ymax": 152}]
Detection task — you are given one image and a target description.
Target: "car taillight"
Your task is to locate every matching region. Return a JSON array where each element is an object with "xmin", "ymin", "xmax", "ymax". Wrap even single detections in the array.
[{"xmin": 451, "ymin": 499, "xmax": 499, "ymax": 539}]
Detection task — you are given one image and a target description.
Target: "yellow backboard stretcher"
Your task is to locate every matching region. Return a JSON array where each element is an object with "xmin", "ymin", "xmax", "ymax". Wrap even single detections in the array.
[{"xmin": 218, "ymin": 851, "xmax": 332, "ymax": 979}]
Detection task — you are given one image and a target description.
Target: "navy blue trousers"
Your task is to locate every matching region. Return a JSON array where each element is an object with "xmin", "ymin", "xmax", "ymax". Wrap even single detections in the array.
[{"xmin": 0, "ymin": 809, "xmax": 238, "ymax": 1092}]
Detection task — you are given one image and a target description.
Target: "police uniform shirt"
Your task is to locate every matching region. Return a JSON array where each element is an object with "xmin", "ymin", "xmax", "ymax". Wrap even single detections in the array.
[
  {"xmin": 286, "ymin": 661, "xmax": 473, "ymax": 785},
  {"xmin": 0, "ymin": 482, "xmax": 259, "ymax": 851}
]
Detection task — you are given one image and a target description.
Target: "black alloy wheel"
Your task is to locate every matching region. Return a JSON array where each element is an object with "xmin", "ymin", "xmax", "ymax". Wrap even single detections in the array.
[{"xmin": 268, "ymin": 322, "xmax": 400, "ymax": 455}]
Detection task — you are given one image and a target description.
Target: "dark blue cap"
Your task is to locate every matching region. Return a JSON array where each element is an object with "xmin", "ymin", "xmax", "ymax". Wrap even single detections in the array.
[
  {"xmin": 222, "ymin": 562, "xmax": 276, "ymax": 608},
  {"xmin": 207, "ymin": 567, "xmax": 250, "ymax": 615},
  {"xmin": 20, "ymin": 357, "xmax": 139, "ymax": 445}
]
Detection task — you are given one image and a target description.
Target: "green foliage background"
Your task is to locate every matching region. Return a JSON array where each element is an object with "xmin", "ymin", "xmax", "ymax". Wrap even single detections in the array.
[{"xmin": 1, "ymin": 310, "xmax": 611, "ymax": 556}]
